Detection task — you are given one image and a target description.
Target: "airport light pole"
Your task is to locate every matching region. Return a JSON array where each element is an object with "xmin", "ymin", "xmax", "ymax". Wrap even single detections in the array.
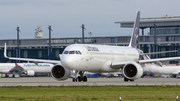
[
  {"xmin": 16, "ymin": 27, "xmax": 20, "ymax": 62},
  {"xmin": 88, "ymin": 31, "xmax": 92, "ymax": 43},
  {"xmin": 154, "ymin": 23, "xmax": 158, "ymax": 58},
  {"xmin": 48, "ymin": 26, "xmax": 52, "ymax": 60},
  {"xmin": 81, "ymin": 24, "xmax": 85, "ymax": 44}
]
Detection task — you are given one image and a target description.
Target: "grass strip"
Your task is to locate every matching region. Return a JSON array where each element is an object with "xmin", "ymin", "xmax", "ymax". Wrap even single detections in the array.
[{"xmin": 0, "ymin": 85, "xmax": 180, "ymax": 101}]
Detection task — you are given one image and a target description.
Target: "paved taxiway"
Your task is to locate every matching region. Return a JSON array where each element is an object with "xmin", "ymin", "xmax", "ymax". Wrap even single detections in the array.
[{"xmin": 0, "ymin": 77, "xmax": 180, "ymax": 86}]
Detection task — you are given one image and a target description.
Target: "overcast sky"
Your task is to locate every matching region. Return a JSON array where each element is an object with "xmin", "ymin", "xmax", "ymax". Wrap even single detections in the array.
[{"xmin": 0, "ymin": 0, "xmax": 179, "ymax": 39}]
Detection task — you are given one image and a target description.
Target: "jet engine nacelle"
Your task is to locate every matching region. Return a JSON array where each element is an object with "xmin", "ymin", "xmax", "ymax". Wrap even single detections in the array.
[
  {"xmin": 51, "ymin": 65, "xmax": 71, "ymax": 81},
  {"xmin": 26, "ymin": 70, "xmax": 35, "ymax": 76},
  {"xmin": 123, "ymin": 62, "xmax": 143, "ymax": 80}
]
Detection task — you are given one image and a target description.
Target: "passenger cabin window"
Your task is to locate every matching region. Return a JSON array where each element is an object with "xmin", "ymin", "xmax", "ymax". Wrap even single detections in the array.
[
  {"xmin": 64, "ymin": 51, "xmax": 68, "ymax": 54},
  {"xmin": 63, "ymin": 50, "xmax": 82, "ymax": 55}
]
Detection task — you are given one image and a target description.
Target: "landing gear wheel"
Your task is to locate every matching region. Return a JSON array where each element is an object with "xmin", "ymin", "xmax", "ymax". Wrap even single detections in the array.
[
  {"xmin": 124, "ymin": 77, "xmax": 134, "ymax": 82},
  {"xmin": 82, "ymin": 76, "xmax": 87, "ymax": 82},
  {"xmin": 124, "ymin": 77, "xmax": 129, "ymax": 82},
  {"xmin": 73, "ymin": 71, "xmax": 88, "ymax": 82},
  {"xmin": 72, "ymin": 78, "xmax": 77, "ymax": 82},
  {"xmin": 77, "ymin": 76, "xmax": 82, "ymax": 82}
]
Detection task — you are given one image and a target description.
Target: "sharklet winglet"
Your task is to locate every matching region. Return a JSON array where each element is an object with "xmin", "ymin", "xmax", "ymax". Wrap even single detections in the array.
[{"xmin": 4, "ymin": 43, "xmax": 8, "ymax": 58}]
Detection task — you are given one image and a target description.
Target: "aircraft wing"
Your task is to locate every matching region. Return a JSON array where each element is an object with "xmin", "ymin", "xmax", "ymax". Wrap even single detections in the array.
[
  {"xmin": 9, "ymin": 64, "xmax": 24, "ymax": 73},
  {"xmin": 111, "ymin": 57, "xmax": 180, "ymax": 68},
  {"xmin": 142, "ymin": 50, "xmax": 177, "ymax": 56},
  {"xmin": 111, "ymin": 61, "xmax": 134, "ymax": 69},
  {"xmin": 5, "ymin": 57, "xmax": 60, "ymax": 64},
  {"xmin": 4, "ymin": 43, "xmax": 60, "ymax": 64},
  {"xmin": 139, "ymin": 57, "xmax": 180, "ymax": 64}
]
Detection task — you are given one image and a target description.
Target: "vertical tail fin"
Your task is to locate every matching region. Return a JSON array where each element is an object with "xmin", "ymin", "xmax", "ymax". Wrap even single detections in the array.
[
  {"xmin": 128, "ymin": 11, "xmax": 140, "ymax": 48},
  {"xmin": 15, "ymin": 63, "xmax": 20, "ymax": 66}
]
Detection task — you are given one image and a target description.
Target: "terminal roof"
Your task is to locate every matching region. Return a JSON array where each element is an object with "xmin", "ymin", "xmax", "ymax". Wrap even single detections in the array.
[{"xmin": 115, "ymin": 16, "xmax": 180, "ymax": 29}]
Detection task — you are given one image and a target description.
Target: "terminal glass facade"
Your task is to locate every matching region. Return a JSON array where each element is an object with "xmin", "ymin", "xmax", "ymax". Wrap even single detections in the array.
[
  {"xmin": 151, "ymin": 27, "xmax": 180, "ymax": 35},
  {"xmin": 0, "ymin": 47, "xmax": 64, "ymax": 63}
]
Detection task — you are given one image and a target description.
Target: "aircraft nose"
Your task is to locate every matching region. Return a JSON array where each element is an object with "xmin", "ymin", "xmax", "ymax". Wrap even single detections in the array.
[{"xmin": 61, "ymin": 55, "xmax": 74, "ymax": 70}]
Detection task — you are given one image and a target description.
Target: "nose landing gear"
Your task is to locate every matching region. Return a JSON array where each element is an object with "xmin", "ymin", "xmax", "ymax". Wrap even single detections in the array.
[{"xmin": 72, "ymin": 71, "xmax": 87, "ymax": 82}]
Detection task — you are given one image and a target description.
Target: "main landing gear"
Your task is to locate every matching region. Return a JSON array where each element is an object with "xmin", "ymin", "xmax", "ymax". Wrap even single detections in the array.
[
  {"xmin": 124, "ymin": 77, "xmax": 134, "ymax": 82},
  {"xmin": 72, "ymin": 71, "xmax": 87, "ymax": 82}
]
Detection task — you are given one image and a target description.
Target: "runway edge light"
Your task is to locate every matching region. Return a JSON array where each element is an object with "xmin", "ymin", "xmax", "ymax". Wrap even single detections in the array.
[{"xmin": 119, "ymin": 97, "xmax": 121, "ymax": 101}]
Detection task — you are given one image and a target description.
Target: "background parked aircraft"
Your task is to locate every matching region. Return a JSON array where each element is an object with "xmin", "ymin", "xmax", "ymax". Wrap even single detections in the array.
[
  {"xmin": 0, "ymin": 63, "xmax": 54, "ymax": 77},
  {"xmin": 142, "ymin": 55, "xmax": 180, "ymax": 78}
]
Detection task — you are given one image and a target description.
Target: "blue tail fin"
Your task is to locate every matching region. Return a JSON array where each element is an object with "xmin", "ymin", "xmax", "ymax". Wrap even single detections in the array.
[{"xmin": 128, "ymin": 11, "xmax": 140, "ymax": 49}]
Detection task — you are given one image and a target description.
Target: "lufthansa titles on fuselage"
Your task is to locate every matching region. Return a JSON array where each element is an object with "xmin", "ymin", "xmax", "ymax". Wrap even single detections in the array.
[{"xmin": 85, "ymin": 46, "xmax": 99, "ymax": 52}]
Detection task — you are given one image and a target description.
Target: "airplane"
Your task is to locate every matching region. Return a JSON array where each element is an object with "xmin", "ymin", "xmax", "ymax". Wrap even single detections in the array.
[
  {"xmin": 142, "ymin": 55, "xmax": 180, "ymax": 77},
  {"xmin": 143, "ymin": 63, "xmax": 180, "ymax": 76},
  {"xmin": 4, "ymin": 11, "xmax": 180, "ymax": 82},
  {"xmin": 0, "ymin": 63, "xmax": 54, "ymax": 77}
]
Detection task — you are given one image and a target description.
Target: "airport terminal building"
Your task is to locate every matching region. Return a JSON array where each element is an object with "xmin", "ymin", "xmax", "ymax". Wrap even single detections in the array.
[{"xmin": 1, "ymin": 16, "xmax": 180, "ymax": 64}]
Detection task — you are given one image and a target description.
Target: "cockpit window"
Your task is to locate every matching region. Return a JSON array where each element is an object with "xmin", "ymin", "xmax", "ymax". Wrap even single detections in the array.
[
  {"xmin": 76, "ymin": 51, "xmax": 82, "ymax": 55},
  {"xmin": 63, "ymin": 50, "xmax": 82, "ymax": 55},
  {"xmin": 76, "ymin": 51, "xmax": 79, "ymax": 54},
  {"xmin": 69, "ymin": 51, "xmax": 75, "ymax": 54},
  {"xmin": 64, "ymin": 51, "xmax": 68, "ymax": 54}
]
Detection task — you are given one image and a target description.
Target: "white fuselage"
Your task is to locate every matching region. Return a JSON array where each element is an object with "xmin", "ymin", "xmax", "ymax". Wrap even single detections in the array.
[
  {"xmin": 143, "ymin": 63, "xmax": 180, "ymax": 74},
  {"xmin": 61, "ymin": 44, "xmax": 139, "ymax": 72},
  {"xmin": 0, "ymin": 63, "xmax": 54, "ymax": 74}
]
